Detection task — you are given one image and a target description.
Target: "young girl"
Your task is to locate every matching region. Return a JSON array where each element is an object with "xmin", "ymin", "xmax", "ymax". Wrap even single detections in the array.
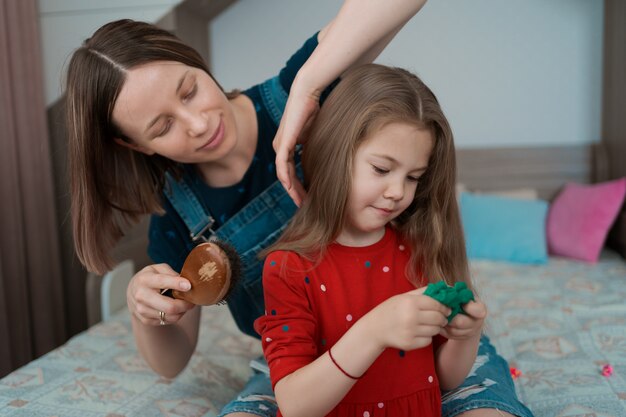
[{"xmin": 256, "ymin": 64, "xmax": 487, "ymax": 417}]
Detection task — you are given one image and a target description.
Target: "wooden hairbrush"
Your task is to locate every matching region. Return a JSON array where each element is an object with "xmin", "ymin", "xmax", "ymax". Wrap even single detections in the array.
[{"xmin": 171, "ymin": 240, "xmax": 241, "ymax": 305}]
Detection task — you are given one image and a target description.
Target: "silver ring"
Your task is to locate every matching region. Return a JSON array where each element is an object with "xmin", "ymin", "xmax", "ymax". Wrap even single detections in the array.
[{"xmin": 159, "ymin": 310, "xmax": 166, "ymax": 326}]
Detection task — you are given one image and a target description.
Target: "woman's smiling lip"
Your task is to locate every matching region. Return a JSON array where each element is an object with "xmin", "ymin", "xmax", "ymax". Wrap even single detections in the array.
[{"xmin": 197, "ymin": 117, "xmax": 224, "ymax": 151}]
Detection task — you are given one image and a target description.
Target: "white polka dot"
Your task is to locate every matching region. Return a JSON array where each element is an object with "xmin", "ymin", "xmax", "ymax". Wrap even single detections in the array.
[
  {"xmin": 259, "ymin": 404, "xmax": 269, "ymax": 411},
  {"xmin": 428, "ymin": 375, "xmax": 434, "ymax": 383},
  {"xmin": 378, "ymin": 402, "xmax": 384, "ymax": 408},
  {"xmin": 363, "ymin": 412, "xmax": 370, "ymax": 417},
  {"xmin": 321, "ymin": 284, "xmax": 327, "ymax": 292},
  {"xmin": 346, "ymin": 314, "xmax": 353, "ymax": 322},
  {"xmin": 399, "ymin": 245, "xmax": 405, "ymax": 251},
  {"xmin": 382, "ymin": 266, "xmax": 390, "ymax": 272},
  {"xmin": 265, "ymin": 337, "xmax": 272, "ymax": 343}
]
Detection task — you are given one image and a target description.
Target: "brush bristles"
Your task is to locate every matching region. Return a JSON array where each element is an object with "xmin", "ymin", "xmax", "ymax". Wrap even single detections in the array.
[{"xmin": 212, "ymin": 239, "xmax": 242, "ymax": 303}]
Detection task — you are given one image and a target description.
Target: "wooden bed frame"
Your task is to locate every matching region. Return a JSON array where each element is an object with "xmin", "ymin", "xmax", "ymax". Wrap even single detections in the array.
[{"xmin": 456, "ymin": 143, "xmax": 598, "ymax": 201}]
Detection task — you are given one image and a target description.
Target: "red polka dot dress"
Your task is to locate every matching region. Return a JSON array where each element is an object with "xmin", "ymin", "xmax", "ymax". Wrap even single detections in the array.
[{"xmin": 254, "ymin": 227, "xmax": 443, "ymax": 417}]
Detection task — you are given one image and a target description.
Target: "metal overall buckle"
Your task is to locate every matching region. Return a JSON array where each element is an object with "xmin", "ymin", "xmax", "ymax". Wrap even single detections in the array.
[{"xmin": 190, "ymin": 216, "xmax": 217, "ymax": 243}]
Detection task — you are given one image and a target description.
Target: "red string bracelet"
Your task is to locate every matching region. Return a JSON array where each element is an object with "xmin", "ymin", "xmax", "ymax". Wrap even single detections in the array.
[{"xmin": 328, "ymin": 348, "xmax": 364, "ymax": 380}]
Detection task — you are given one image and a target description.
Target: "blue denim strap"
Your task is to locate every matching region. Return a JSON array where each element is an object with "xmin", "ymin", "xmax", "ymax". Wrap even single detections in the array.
[
  {"xmin": 260, "ymin": 75, "xmax": 288, "ymax": 127},
  {"xmin": 164, "ymin": 172, "xmax": 215, "ymax": 242},
  {"xmin": 163, "ymin": 165, "xmax": 303, "ymax": 337}
]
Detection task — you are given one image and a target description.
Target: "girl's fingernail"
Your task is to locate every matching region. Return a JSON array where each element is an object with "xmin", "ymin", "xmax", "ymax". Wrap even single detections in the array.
[{"xmin": 180, "ymin": 281, "xmax": 191, "ymax": 291}]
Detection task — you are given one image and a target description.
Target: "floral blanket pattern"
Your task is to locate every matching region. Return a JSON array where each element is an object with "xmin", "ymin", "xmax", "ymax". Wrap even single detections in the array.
[
  {"xmin": 1, "ymin": 252, "xmax": 625, "ymax": 417},
  {"xmin": 473, "ymin": 252, "xmax": 626, "ymax": 417}
]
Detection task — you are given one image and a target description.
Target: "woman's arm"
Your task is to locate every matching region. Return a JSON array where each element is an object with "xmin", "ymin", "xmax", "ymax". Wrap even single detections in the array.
[
  {"xmin": 274, "ymin": 0, "xmax": 428, "ymax": 205},
  {"xmin": 127, "ymin": 264, "xmax": 200, "ymax": 378},
  {"xmin": 131, "ymin": 306, "xmax": 200, "ymax": 378}
]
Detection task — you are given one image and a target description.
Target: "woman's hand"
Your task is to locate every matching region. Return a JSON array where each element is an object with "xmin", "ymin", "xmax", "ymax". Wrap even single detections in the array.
[
  {"xmin": 440, "ymin": 300, "xmax": 487, "ymax": 341},
  {"xmin": 126, "ymin": 263, "xmax": 195, "ymax": 326},
  {"xmin": 363, "ymin": 287, "xmax": 451, "ymax": 352},
  {"xmin": 273, "ymin": 74, "xmax": 320, "ymax": 207}
]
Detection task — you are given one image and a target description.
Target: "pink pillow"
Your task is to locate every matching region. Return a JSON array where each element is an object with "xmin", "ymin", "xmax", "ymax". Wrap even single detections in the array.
[{"xmin": 547, "ymin": 178, "xmax": 626, "ymax": 262}]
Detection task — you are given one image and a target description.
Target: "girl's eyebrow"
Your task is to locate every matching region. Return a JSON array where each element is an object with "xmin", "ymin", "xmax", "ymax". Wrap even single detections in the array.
[
  {"xmin": 144, "ymin": 70, "xmax": 190, "ymax": 133},
  {"xmin": 371, "ymin": 154, "xmax": 428, "ymax": 173}
]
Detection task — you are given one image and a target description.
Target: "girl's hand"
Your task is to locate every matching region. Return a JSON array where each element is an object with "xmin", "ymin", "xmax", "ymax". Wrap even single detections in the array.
[
  {"xmin": 364, "ymin": 287, "xmax": 451, "ymax": 352},
  {"xmin": 440, "ymin": 300, "xmax": 487, "ymax": 341},
  {"xmin": 126, "ymin": 263, "xmax": 195, "ymax": 326},
  {"xmin": 273, "ymin": 75, "xmax": 320, "ymax": 207}
]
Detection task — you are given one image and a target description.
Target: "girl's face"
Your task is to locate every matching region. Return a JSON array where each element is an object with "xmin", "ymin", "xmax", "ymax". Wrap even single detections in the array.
[
  {"xmin": 337, "ymin": 122, "xmax": 433, "ymax": 247},
  {"xmin": 111, "ymin": 61, "xmax": 237, "ymax": 163}
]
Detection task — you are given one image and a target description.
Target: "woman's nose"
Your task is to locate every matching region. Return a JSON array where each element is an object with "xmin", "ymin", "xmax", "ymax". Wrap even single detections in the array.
[{"xmin": 184, "ymin": 110, "xmax": 209, "ymax": 137}]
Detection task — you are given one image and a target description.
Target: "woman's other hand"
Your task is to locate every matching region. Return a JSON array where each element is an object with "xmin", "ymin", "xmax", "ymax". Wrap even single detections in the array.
[{"xmin": 273, "ymin": 75, "xmax": 320, "ymax": 207}]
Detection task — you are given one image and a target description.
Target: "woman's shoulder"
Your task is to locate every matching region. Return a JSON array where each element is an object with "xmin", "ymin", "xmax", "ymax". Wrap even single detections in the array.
[
  {"xmin": 240, "ymin": 32, "xmax": 322, "ymax": 133},
  {"xmin": 277, "ymin": 32, "xmax": 319, "ymax": 92},
  {"xmin": 242, "ymin": 32, "xmax": 319, "ymax": 96}
]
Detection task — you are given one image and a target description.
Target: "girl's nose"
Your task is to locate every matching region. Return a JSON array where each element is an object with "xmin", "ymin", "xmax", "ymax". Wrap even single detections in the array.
[{"xmin": 383, "ymin": 179, "xmax": 404, "ymax": 200}]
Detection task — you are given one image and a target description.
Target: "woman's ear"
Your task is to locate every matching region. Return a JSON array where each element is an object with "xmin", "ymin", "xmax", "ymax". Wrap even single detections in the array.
[{"xmin": 113, "ymin": 137, "xmax": 155, "ymax": 155}]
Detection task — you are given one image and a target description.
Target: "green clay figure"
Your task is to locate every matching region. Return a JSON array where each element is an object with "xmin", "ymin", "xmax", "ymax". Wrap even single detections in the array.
[{"xmin": 424, "ymin": 281, "xmax": 474, "ymax": 322}]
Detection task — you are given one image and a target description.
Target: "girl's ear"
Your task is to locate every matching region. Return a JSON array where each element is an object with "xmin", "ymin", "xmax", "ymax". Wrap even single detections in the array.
[{"xmin": 113, "ymin": 137, "xmax": 155, "ymax": 155}]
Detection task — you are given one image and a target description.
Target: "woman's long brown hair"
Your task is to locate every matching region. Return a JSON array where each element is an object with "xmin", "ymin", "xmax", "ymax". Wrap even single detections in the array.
[
  {"xmin": 268, "ymin": 64, "xmax": 470, "ymax": 287},
  {"xmin": 65, "ymin": 19, "xmax": 235, "ymax": 274}
]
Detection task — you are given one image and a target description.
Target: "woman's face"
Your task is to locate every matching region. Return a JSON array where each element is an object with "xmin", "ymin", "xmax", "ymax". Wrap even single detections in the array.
[{"xmin": 112, "ymin": 61, "xmax": 237, "ymax": 163}]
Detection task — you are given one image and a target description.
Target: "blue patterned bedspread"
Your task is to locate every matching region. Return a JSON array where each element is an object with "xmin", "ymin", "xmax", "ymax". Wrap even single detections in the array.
[
  {"xmin": 472, "ymin": 252, "xmax": 626, "ymax": 417},
  {"xmin": 1, "ymin": 253, "xmax": 625, "ymax": 416}
]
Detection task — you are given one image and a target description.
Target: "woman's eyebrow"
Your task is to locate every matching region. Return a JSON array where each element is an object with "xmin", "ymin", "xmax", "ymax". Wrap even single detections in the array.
[{"xmin": 144, "ymin": 70, "xmax": 190, "ymax": 133}]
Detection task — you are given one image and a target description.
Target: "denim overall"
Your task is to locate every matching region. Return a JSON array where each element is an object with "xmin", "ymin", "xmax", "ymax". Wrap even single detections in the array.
[
  {"xmin": 163, "ymin": 76, "xmax": 534, "ymax": 417},
  {"xmin": 164, "ymin": 75, "xmax": 296, "ymax": 339}
]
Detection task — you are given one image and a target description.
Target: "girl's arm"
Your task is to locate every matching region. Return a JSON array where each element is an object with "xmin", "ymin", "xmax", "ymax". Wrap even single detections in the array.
[
  {"xmin": 274, "ymin": 316, "xmax": 382, "ymax": 417},
  {"xmin": 435, "ymin": 301, "xmax": 487, "ymax": 390},
  {"xmin": 274, "ymin": 0, "xmax": 428, "ymax": 205},
  {"xmin": 434, "ymin": 333, "xmax": 481, "ymax": 391},
  {"xmin": 263, "ymin": 282, "xmax": 449, "ymax": 417}
]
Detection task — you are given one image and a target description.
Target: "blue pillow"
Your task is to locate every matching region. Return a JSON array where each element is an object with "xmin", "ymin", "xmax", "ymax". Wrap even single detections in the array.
[{"xmin": 460, "ymin": 192, "xmax": 548, "ymax": 264}]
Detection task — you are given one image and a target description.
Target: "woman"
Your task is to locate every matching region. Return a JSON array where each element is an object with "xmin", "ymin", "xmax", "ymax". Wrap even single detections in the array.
[{"xmin": 65, "ymin": 2, "xmax": 532, "ymax": 416}]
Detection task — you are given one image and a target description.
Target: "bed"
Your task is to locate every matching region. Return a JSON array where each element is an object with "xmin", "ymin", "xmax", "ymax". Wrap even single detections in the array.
[{"xmin": 1, "ymin": 144, "xmax": 625, "ymax": 417}]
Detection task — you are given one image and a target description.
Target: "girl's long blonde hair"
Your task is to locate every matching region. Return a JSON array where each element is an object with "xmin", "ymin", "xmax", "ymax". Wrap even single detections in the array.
[
  {"xmin": 65, "ymin": 19, "xmax": 236, "ymax": 274},
  {"xmin": 268, "ymin": 64, "xmax": 470, "ymax": 287}
]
